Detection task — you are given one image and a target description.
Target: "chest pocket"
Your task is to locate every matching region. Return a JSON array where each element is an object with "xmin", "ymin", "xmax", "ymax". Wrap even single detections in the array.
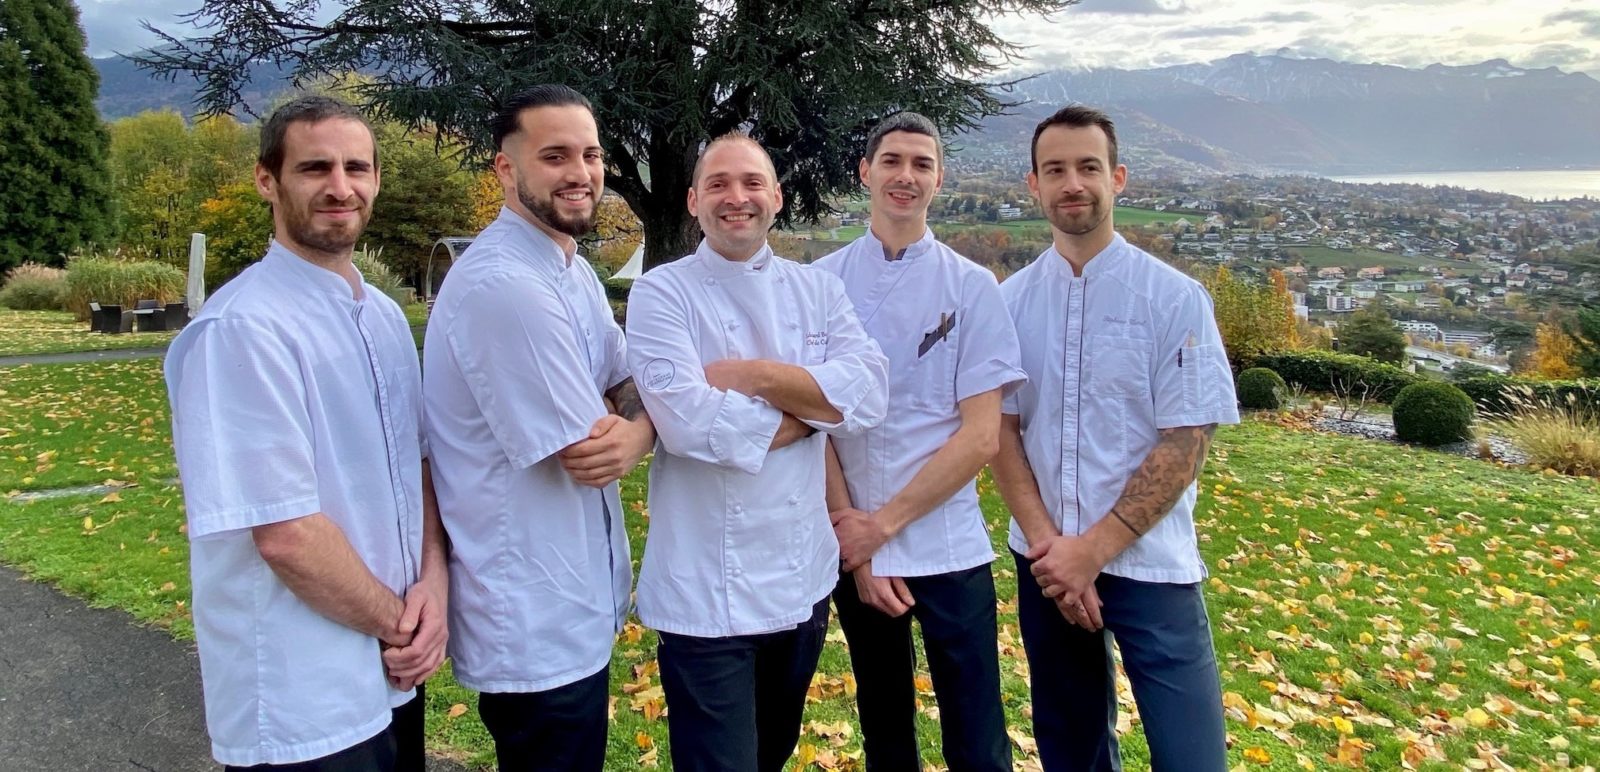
[
  {"xmin": 907, "ymin": 311, "xmax": 958, "ymax": 409},
  {"xmin": 1086, "ymin": 335, "xmax": 1150, "ymax": 399}
]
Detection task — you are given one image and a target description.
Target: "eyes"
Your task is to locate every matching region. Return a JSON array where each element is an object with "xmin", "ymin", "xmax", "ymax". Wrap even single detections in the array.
[
  {"xmin": 704, "ymin": 177, "xmax": 767, "ymax": 192},
  {"xmin": 541, "ymin": 150, "xmax": 606, "ymax": 164}
]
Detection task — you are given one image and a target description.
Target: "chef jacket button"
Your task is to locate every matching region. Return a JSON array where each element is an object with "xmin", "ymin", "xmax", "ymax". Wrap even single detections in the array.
[
  {"xmin": 703, "ymin": 277, "xmax": 717, "ymax": 286},
  {"xmin": 731, "ymin": 567, "xmax": 743, "ymax": 577}
]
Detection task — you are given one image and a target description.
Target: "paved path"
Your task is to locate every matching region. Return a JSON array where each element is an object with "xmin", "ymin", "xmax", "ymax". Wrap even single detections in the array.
[
  {"xmin": 0, "ymin": 346, "xmax": 170, "ymax": 368},
  {"xmin": 0, "ymin": 566, "xmax": 468, "ymax": 771},
  {"xmin": 0, "ymin": 325, "xmax": 427, "ymax": 368}
]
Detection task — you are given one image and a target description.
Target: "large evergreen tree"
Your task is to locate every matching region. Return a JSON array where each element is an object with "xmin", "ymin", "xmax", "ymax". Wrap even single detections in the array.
[
  {"xmin": 139, "ymin": 0, "xmax": 1075, "ymax": 269},
  {"xmin": 0, "ymin": 0, "xmax": 114, "ymax": 270}
]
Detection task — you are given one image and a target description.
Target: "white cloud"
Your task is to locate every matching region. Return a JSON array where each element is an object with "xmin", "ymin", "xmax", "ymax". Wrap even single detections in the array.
[{"xmin": 76, "ymin": 0, "xmax": 1600, "ymax": 78}]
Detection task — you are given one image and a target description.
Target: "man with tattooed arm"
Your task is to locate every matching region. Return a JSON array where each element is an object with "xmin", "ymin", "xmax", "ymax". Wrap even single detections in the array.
[{"xmin": 992, "ymin": 104, "xmax": 1239, "ymax": 772}]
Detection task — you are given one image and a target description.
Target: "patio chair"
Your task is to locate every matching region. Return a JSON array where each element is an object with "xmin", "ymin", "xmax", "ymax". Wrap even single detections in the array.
[{"xmin": 89, "ymin": 302, "xmax": 133, "ymax": 334}]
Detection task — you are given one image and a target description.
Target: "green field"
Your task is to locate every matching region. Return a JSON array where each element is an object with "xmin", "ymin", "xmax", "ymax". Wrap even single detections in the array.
[
  {"xmin": 4, "ymin": 351, "xmax": 1599, "ymax": 770},
  {"xmin": 1286, "ymin": 245, "xmax": 1441, "ymax": 272}
]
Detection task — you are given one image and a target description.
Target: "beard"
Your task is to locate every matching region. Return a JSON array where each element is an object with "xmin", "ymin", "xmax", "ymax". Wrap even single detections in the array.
[
  {"xmin": 1044, "ymin": 194, "xmax": 1110, "ymax": 236},
  {"xmin": 281, "ymin": 199, "xmax": 370, "ymax": 256},
  {"xmin": 517, "ymin": 177, "xmax": 596, "ymax": 238}
]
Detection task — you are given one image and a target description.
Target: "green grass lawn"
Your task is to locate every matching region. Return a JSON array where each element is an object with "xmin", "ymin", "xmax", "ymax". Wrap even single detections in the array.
[
  {"xmin": 0, "ymin": 309, "xmax": 177, "ymax": 357},
  {"xmin": 3, "ymin": 361, "xmax": 1598, "ymax": 770},
  {"xmin": 1286, "ymin": 246, "xmax": 1440, "ymax": 272}
]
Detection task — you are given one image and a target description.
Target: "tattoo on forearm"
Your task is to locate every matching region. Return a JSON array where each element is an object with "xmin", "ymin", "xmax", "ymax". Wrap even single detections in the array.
[
  {"xmin": 1109, "ymin": 425, "xmax": 1215, "ymax": 537},
  {"xmin": 606, "ymin": 379, "xmax": 646, "ymax": 421}
]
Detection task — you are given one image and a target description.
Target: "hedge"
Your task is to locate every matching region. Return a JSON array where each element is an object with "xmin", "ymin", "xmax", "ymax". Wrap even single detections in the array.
[
  {"xmin": 1454, "ymin": 376, "xmax": 1600, "ymax": 416},
  {"xmin": 1251, "ymin": 350, "xmax": 1420, "ymax": 403}
]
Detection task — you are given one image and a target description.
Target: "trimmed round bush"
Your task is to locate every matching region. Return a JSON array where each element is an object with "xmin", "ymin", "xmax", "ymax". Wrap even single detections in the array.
[
  {"xmin": 1392, "ymin": 382, "xmax": 1475, "ymax": 446},
  {"xmin": 1237, "ymin": 367, "xmax": 1287, "ymax": 410}
]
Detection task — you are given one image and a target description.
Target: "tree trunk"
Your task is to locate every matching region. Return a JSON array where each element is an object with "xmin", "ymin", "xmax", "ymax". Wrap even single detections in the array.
[{"xmin": 640, "ymin": 205, "xmax": 701, "ymax": 273}]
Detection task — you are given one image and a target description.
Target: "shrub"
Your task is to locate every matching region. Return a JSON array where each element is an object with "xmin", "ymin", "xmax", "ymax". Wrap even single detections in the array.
[
  {"xmin": 1454, "ymin": 375, "xmax": 1600, "ymax": 416},
  {"xmin": 64, "ymin": 257, "xmax": 186, "ymax": 320},
  {"xmin": 1483, "ymin": 386, "xmax": 1600, "ymax": 477},
  {"xmin": 1236, "ymin": 367, "xmax": 1287, "ymax": 410},
  {"xmin": 1253, "ymin": 350, "xmax": 1421, "ymax": 403},
  {"xmin": 1391, "ymin": 382, "xmax": 1475, "ymax": 446},
  {"xmin": 354, "ymin": 246, "xmax": 414, "ymax": 307},
  {"xmin": 0, "ymin": 263, "xmax": 69, "ymax": 310}
]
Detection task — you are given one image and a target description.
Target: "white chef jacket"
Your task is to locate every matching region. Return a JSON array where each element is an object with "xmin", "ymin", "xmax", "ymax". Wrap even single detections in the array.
[
  {"xmin": 625, "ymin": 241, "xmax": 888, "ymax": 637},
  {"xmin": 166, "ymin": 242, "xmax": 424, "ymax": 767},
  {"xmin": 423, "ymin": 207, "xmax": 632, "ymax": 692},
  {"xmin": 812, "ymin": 229, "xmax": 1026, "ymax": 577},
  {"xmin": 1000, "ymin": 234, "xmax": 1238, "ymax": 584}
]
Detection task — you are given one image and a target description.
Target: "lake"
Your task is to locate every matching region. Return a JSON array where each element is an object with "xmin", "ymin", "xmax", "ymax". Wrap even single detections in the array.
[{"xmin": 1330, "ymin": 170, "xmax": 1600, "ymax": 201}]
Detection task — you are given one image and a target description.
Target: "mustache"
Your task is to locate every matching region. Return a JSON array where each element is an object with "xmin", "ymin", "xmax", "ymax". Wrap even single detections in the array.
[
  {"xmin": 715, "ymin": 204, "xmax": 760, "ymax": 216},
  {"xmin": 1054, "ymin": 195, "xmax": 1095, "ymax": 206}
]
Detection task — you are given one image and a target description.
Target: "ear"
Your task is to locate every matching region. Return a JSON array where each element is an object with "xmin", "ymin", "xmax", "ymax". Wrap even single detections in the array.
[
  {"xmin": 686, "ymin": 186, "xmax": 700, "ymax": 218},
  {"xmin": 1026, "ymin": 170, "xmax": 1041, "ymax": 201},
  {"xmin": 1112, "ymin": 164, "xmax": 1128, "ymax": 195},
  {"xmin": 255, "ymin": 162, "xmax": 276, "ymax": 202},
  {"xmin": 493, "ymin": 151, "xmax": 516, "ymax": 197},
  {"xmin": 858, "ymin": 156, "xmax": 870, "ymax": 188},
  {"xmin": 772, "ymin": 183, "xmax": 784, "ymax": 216}
]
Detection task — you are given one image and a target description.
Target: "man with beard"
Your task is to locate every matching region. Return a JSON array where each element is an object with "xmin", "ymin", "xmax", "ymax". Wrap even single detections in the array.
[
  {"xmin": 423, "ymin": 85, "xmax": 652, "ymax": 771},
  {"xmin": 990, "ymin": 104, "xmax": 1237, "ymax": 771},
  {"xmin": 166, "ymin": 95, "xmax": 447, "ymax": 771},
  {"xmin": 624, "ymin": 134, "xmax": 888, "ymax": 772},
  {"xmin": 812, "ymin": 112, "xmax": 1022, "ymax": 771}
]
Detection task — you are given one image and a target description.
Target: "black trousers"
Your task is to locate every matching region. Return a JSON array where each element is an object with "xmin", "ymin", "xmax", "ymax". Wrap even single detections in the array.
[
  {"xmin": 476, "ymin": 666, "xmax": 611, "ymax": 772},
  {"xmin": 225, "ymin": 686, "xmax": 426, "ymax": 772},
  {"xmin": 656, "ymin": 597, "xmax": 831, "ymax": 772},
  {"xmin": 833, "ymin": 564, "xmax": 1012, "ymax": 772}
]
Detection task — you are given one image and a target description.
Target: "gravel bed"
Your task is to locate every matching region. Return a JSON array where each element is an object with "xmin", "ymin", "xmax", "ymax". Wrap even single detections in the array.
[{"xmin": 1311, "ymin": 411, "xmax": 1529, "ymax": 466}]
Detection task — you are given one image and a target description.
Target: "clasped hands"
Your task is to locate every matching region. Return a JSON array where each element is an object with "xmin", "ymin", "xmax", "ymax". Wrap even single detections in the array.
[
  {"xmin": 379, "ymin": 569, "xmax": 448, "ymax": 692},
  {"xmin": 1026, "ymin": 533, "xmax": 1108, "ymax": 632}
]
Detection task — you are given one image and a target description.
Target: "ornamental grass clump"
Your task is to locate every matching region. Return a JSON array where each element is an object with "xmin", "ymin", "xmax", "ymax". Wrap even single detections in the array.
[
  {"xmin": 1483, "ymin": 386, "xmax": 1600, "ymax": 478},
  {"xmin": 0, "ymin": 263, "xmax": 69, "ymax": 311},
  {"xmin": 64, "ymin": 255, "xmax": 186, "ymax": 320}
]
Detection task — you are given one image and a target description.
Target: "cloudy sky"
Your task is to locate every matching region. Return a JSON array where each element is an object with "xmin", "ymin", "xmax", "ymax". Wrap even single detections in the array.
[{"xmin": 82, "ymin": 0, "xmax": 1600, "ymax": 78}]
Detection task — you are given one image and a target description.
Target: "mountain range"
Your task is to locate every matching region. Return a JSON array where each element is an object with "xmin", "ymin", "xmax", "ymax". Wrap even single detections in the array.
[
  {"xmin": 980, "ymin": 54, "xmax": 1600, "ymax": 176},
  {"xmin": 93, "ymin": 52, "xmax": 1600, "ymax": 176}
]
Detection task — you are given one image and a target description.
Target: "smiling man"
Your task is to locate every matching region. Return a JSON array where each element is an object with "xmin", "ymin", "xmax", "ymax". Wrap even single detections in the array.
[
  {"xmin": 625, "ymin": 133, "xmax": 888, "ymax": 772},
  {"xmin": 165, "ymin": 95, "xmax": 447, "ymax": 771},
  {"xmin": 812, "ymin": 112, "xmax": 1024, "ymax": 772},
  {"xmin": 422, "ymin": 85, "xmax": 652, "ymax": 772},
  {"xmin": 991, "ymin": 104, "xmax": 1239, "ymax": 772}
]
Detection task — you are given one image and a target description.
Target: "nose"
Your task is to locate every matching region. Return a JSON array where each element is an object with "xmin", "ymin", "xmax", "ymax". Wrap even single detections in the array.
[
  {"xmin": 326, "ymin": 166, "xmax": 355, "ymax": 201},
  {"xmin": 724, "ymin": 184, "xmax": 750, "ymax": 207},
  {"xmin": 562, "ymin": 158, "xmax": 589, "ymax": 187}
]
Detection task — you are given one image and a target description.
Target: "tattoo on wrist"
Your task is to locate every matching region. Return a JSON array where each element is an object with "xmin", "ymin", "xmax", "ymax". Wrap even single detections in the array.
[
  {"xmin": 1110, "ymin": 508, "xmax": 1143, "ymax": 537},
  {"xmin": 607, "ymin": 379, "xmax": 645, "ymax": 421}
]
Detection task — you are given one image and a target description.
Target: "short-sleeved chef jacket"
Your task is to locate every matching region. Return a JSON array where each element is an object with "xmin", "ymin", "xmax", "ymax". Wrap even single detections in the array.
[
  {"xmin": 422, "ymin": 207, "xmax": 632, "ymax": 692},
  {"xmin": 812, "ymin": 229, "xmax": 1026, "ymax": 577},
  {"xmin": 999, "ymin": 234, "xmax": 1239, "ymax": 584},
  {"xmin": 166, "ymin": 242, "xmax": 424, "ymax": 766},
  {"xmin": 625, "ymin": 241, "xmax": 888, "ymax": 637}
]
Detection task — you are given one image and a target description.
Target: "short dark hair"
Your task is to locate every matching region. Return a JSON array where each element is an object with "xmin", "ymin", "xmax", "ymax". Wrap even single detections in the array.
[
  {"xmin": 864, "ymin": 112, "xmax": 942, "ymax": 165},
  {"xmin": 491, "ymin": 85, "xmax": 594, "ymax": 151},
  {"xmin": 259, "ymin": 95, "xmax": 376, "ymax": 179},
  {"xmin": 691, "ymin": 132, "xmax": 776, "ymax": 187},
  {"xmin": 1031, "ymin": 105, "xmax": 1118, "ymax": 172}
]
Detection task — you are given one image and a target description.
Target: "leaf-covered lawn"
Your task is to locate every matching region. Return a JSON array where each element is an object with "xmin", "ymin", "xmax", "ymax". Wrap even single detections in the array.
[
  {"xmin": 1, "ymin": 361, "xmax": 1596, "ymax": 770},
  {"xmin": 0, "ymin": 309, "xmax": 177, "ymax": 357}
]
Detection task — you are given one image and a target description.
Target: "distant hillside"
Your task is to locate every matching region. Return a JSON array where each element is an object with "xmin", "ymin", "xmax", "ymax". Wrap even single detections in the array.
[
  {"xmin": 95, "ymin": 52, "xmax": 1600, "ymax": 176},
  {"xmin": 95, "ymin": 55, "xmax": 290, "ymax": 119},
  {"xmin": 996, "ymin": 54, "xmax": 1600, "ymax": 176}
]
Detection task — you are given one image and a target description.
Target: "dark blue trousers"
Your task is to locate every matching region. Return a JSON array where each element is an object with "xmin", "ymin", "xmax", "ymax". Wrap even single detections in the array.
[
  {"xmin": 226, "ymin": 686, "xmax": 425, "ymax": 772},
  {"xmin": 1012, "ymin": 551, "xmax": 1227, "ymax": 772},
  {"xmin": 832, "ymin": 563, "xmax": 1012, "ymax": 772},
  {"xmin": 476, "ymin": 667, "xmax": 610, "ymax": 772},
  {"xmin": 657, "ymin": 597, "xmax": 831, "ymax": 772}
]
